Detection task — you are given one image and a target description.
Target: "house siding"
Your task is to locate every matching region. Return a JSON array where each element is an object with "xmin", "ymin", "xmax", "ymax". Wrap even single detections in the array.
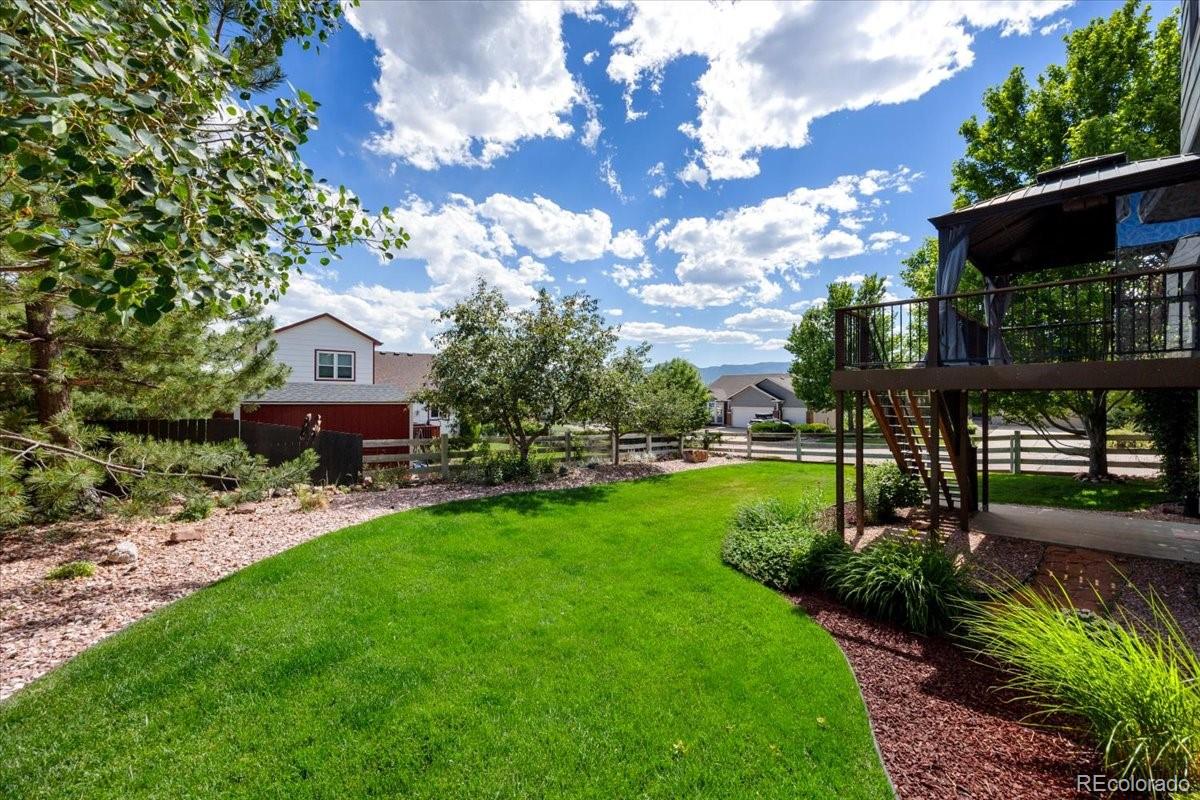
[{"xmin": 272, "ymin": 316, "xmax": 375, "ymax": 384}]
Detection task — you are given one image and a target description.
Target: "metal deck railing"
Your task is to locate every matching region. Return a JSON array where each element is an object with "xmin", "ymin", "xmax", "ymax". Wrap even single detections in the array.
[{"xmin": 835, "ymin": 266, "xmax": 1199, "ymax": 371}]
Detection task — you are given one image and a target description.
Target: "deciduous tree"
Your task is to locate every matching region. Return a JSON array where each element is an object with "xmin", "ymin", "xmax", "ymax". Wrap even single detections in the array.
[
  {"xmin": 637, "ymin": 358, "xmax": 710, "ymax": 436},
  {"xmin": 591, "ymin": 344, "xmax": 651, "ymax": 465},
  {"xmin": 420, "ymin": 283, "xmax": 617, "ymax": 463},
  {"xmin": 785, "ymin": 276, "xmax": 886, "ymax": 413}
]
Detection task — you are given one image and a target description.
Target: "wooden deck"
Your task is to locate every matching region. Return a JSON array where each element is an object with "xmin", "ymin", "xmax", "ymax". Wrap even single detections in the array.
[{"xmin": 973, "ymin": 504, "xmax": 1200, "ymax": 563}]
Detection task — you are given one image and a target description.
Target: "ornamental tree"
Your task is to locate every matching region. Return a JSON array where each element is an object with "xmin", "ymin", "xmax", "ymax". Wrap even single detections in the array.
[
  {"xmin": 0, "ymin": 0, "xmax": 407, "ymax": 435},
  {"xmin": 420, "ymin": 283, "xmax": 618, "ymax": 463},
  {"xmin": 590, "ymin": 344, "xmax": 652, "ymax": 464},
  {"xmin": 637, "ymin": 358, "xmax": 711, "ymax": 436}
]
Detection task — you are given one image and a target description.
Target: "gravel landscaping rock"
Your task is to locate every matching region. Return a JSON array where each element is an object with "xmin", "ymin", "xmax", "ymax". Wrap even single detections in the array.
[
  {"xmin": 107, "ymin": 541, "xmax": 138, "ymax": 565},
  {"xmin": 0, "ymin": 456, "xmax": 733, "ymax": 699}
]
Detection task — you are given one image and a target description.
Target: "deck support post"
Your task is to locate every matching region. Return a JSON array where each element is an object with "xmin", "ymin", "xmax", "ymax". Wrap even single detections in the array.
[
  {"xmin": 981, "ymin": 390, "xmax": 989, "ymax": 512},
  {"xmin": 930, "ymin": 390, "xmax": 941, "ymax": 538},
  {"xmin": 855, "ymin": 390, "xmax": 865, "ymax": 538},
  {"xmin": 959, "ymin": 390, "xmax": 970, "ymax": 531},
  {"xmin": 835, "ymin": 390, "xmax": 845, "ymax": 539}
]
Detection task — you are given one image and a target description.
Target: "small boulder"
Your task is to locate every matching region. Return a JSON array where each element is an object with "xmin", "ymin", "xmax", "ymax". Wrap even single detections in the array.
[
  {"xmin": 233, "ymin": 505, "xmax": 255, "ymax": 515},
  {"xmin": 109, "ymin": 541, "xmax": 138, "ymax": 565},
  {"xmin": 682, "ymin": 449, "xmax": 709, "ymax": 463},
  {"xmin": 169, "ymin": 529, "xmax": 204, "ymax": 543}
]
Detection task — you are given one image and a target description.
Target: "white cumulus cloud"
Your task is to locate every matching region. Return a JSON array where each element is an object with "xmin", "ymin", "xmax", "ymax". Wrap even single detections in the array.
[
  {"xmin": 478, "ymin": 193, "xmax": 613, "ymax": 262},
  {"xmin": 722, "ymin": 307, "xmax": 805, "ymax": 330},
  {"xmin": 347, "ymin": 2, "xmax": 584, "ymax": 169},
  {"xmin": 609, "ymin": 228, "xmax": 645, "ymax": 260},
  {"xmin": 641, "ymin": 168, "xmax": 918, "ymax": 307},
  {"xmin": 607, "ymin": 0, "xmax": 1070, "ymax": 181}
]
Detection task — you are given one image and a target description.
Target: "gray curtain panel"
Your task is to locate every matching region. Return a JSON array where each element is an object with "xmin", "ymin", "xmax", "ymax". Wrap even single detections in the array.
[
  {"xmin": 935, "ymin": 223, "xmax": 971, "ymax": 364},
  {"xmin": 985, "ymin": 274, "xmax": 1013, "ymax": 365}
]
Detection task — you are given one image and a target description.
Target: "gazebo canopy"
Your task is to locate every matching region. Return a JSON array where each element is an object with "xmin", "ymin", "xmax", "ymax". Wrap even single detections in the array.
[{"xmin": 929, "ymin": 152, "xmax": 1200, "ymax": 278}]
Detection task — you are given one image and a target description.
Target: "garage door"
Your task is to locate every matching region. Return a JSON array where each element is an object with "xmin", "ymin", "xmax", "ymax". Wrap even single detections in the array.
[{"xmin": 731, "ymin": 406, "xmax": 773, "ymax": 428}]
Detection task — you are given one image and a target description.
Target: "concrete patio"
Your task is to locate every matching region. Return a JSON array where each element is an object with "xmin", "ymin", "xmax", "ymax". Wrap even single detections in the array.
[{"xmin": 974, "ymin": 504, "xmax": 1200, "ymax": 563}]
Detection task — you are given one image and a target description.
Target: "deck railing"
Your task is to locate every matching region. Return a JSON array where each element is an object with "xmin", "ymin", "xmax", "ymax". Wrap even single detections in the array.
[{"xmin": 836, "ymin": 265, "xmax": 1199, "ymax": 370}]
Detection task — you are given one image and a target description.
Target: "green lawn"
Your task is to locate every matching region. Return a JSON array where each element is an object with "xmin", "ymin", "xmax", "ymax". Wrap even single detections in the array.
[
  {"xmin": 987, "ymin": 472, "xmax": 1165, "ymax": 511},
  {"xmin": 0, "ymin": 462, "xmax": 891, "ymax": 800}
]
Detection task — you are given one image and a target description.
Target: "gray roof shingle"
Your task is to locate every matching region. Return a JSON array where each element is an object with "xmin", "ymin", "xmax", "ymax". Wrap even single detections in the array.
[
  {"xmin": 246, "ymin": 382, "xmax": 411, "ymax": 404},
  {"xmin": 708, "ymin": 373, "xmax": 800, "ymax": 405}
]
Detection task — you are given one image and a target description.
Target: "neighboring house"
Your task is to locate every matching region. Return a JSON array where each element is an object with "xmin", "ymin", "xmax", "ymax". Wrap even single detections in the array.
[
  {"xmin": 707, "ymin": 374, "xmax": 808, "ymax": 428},
  {"xmin": 238, "ymin": 313, "xmax": 435, "ymax": 442}
]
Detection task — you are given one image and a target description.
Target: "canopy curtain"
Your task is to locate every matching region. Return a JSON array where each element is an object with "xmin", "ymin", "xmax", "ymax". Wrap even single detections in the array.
[
  {"xmin": 985, "ymin": 274, "xmax": 1013, "ymax": 364},
  {"xmin": 935, "ymin": 223, "xmax": 972, "ymax": 365}
]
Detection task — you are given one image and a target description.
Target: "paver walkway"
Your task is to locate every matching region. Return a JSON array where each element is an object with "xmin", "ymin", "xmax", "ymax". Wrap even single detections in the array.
[{"xmin": 974, "ymin": 504, "xmax": 1200, "ymax": 563}]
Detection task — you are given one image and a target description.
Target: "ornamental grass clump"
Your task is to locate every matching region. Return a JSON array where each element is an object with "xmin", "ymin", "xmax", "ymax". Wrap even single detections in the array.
[
  {"xmin": 721, "ymin": 495, "xmax": 844, "ymax": 591},
  {"xmin": 963, "ymin": 581, "xmax": 1200, "ymax": 788},
  {"xmin": 45, "ymin": 560, "xmax": 96, "ymax": 581},
  {"xmin": 825, "ymin": 535, "xmax": 968, "ymax": 634}
]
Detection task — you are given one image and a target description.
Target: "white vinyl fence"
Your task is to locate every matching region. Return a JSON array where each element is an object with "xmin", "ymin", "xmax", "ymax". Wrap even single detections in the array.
[{"xmin": 695, "ymin": 430, "xmax": 1161, "ymax": 477}]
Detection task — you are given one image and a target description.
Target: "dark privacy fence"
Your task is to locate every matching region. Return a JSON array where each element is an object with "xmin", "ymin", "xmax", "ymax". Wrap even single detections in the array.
[{"xmin": 98, "ymin": 418, "xmax": 363, "ymax": 485}]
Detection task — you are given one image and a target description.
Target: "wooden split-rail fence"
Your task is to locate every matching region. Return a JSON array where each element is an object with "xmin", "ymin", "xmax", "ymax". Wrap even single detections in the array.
[{"xmin": 363, "ymin": 432, "xmax": 687, "ymax": 477}]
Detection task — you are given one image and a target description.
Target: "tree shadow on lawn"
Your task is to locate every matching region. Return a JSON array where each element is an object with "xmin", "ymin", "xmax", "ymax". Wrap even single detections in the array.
[{"xmin": 422, "ymin": 478, "xmax": 670, "ymax": 517}]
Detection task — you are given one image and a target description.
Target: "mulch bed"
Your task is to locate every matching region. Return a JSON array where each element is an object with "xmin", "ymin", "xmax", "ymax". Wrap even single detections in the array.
[{"xmin": 792, "ymin": 590, "xmax": 1104, "ymax": 800}]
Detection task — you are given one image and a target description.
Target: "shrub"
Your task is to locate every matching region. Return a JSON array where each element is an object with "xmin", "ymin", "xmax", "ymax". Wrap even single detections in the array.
[
  {"xmin": 23, "ymin": 458, "xmax": 104, "ymax": 522},
  {"xmin": 964, "ymin": 582, "xmax": 1200, "ymax": 786},
  {"xmin": 863, "ymin": 463, "xmax": 924, "ymax": 522},
  {"xmin": 730, "ymin": 495, "xmax": 823, "ymax": 532},
  {"xmin": 0, "ymin": 454, "xmax": 30, "ymax": 529},
  {"xmin": 294, "ymin": 484, "xmax": 330, "ymax": 513},
  {"xmin": 365, "ymin": 466, "xmax": 409, "ymax": 488},
  {"xmin": 457, "ymin": 443, "xmax": 556, "ymax": 485},
  {"xmin": 172, "ymin": 495, "xmax": 213, "ymax": 522},
  {"xmin": 749, "ymin": 420, "xmax": 794, "ymax": 434},
  {"xmin": 825, "ymin": 535, "xmax": 968, "ymax": 634},
  {"xmin": 237, "ymin": 449, "xmax": 319, "ymax": 502},
  {"xmin": 722, "ymin": 495, "xmax": 841, "ymax": 590},
  {"xmin": 45, "ymin": 560, "xmax": 97, "ymax": 581},
  {"xmin": 797, "ymin": 422, "xmax": 831, "ymax": 434}
]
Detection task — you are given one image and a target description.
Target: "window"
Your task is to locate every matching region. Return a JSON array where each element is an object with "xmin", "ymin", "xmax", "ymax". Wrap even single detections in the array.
[
  {"xmin": 316, "ymin": 350, "xmax": 354, "ymax": 381},
  {"xmin": 427, "ymin": 406, "xmax": 442, "ymax": 419}
]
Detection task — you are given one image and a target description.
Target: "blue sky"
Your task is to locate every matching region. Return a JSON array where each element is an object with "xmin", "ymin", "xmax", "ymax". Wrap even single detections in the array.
[{"xmin": 269, "ymin": 0, "xmax": 1166, "ymax": 367}]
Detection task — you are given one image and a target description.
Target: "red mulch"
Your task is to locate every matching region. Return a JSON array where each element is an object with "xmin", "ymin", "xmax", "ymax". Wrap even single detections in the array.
[{"xmin": 792, "ymin": 590, "xmax": 1106, "ymax": 800}]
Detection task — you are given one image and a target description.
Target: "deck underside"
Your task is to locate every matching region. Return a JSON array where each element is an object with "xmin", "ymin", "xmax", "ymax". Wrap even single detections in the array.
[{"xmin": 832, "ymin": 357, "xmax": 1200, "ymax": 392}]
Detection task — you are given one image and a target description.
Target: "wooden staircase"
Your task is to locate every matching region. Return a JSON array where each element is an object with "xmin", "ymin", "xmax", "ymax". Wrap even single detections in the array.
[{"xmin": 866, "ymin": 389, "xmax": 976, "ymax": 521}]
